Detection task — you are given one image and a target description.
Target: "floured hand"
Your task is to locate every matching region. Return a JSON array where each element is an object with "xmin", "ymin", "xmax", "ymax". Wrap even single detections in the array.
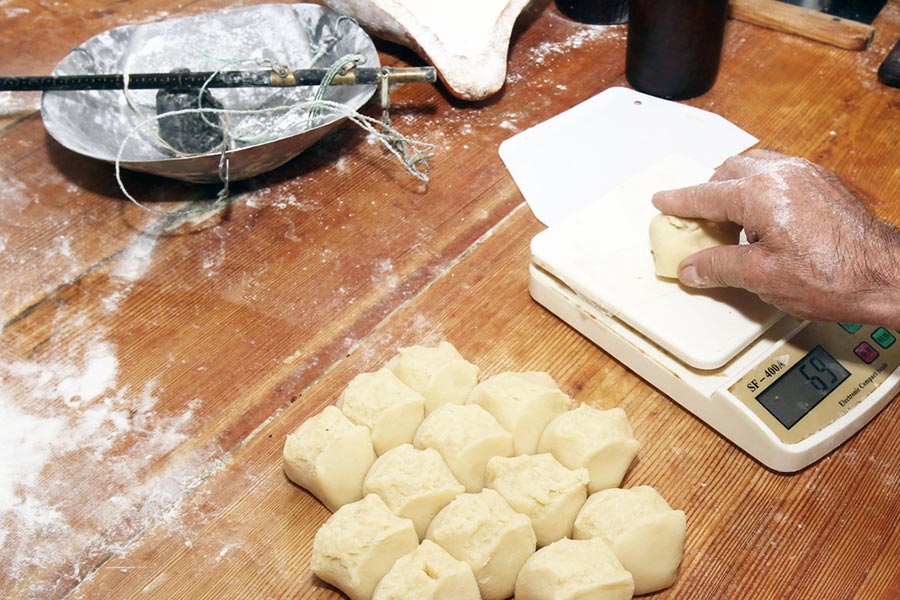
[{"xmin": 652, "ymin": 149, "xmax": 900, "ymax": 328}]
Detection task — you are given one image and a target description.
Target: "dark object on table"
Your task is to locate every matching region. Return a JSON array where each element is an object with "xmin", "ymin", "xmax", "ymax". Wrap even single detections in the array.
[
  {"xmin": 0, "ymin": 67, "xmax": 433, "ymax": 92},
  {"xmin": 155, "ymin": 70, "xmax": 226, "ymax": 155},
  {"xmin": 625, "ymin": 0, "xmax": 730, "ymax": 100},
  {"xmin": 878, "ymin": 39, "xmax": 900, "ymax": 88},
  {"xmin": 555, "ymin": 0, "xmax": 629, "ymax": 24}
]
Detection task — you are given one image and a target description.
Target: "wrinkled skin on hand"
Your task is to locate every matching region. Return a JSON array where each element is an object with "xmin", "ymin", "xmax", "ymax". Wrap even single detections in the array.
[{"xmin": 652, "ymin": 149, "xmax": 900, "ymax": 328}]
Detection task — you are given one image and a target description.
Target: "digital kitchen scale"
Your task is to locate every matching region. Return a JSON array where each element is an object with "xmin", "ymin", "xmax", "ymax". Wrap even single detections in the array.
[{"xmin": 500, "ymin": 88, "xmax": 900, "ymax": 472}]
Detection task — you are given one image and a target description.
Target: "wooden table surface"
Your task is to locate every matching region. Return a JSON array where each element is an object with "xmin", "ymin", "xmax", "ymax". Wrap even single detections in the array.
[{"xmin": 2, "ymin": 1, "xmax": 900, "ymax": 598}]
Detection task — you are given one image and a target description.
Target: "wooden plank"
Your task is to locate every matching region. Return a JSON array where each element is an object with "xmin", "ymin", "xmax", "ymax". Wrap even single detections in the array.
[{"xmin": 729, "ymin": 0, "xmax": 874, "ymax": 51}]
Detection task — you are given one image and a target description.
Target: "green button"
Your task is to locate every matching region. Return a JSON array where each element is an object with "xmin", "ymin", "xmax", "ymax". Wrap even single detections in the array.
[
  {"xmin": 839, "ymin": 323, "xmax": 862, "ymax": 334},
  {"xmin": 872, "ymin": 327, "xmax": 896, "ymax": 349}
]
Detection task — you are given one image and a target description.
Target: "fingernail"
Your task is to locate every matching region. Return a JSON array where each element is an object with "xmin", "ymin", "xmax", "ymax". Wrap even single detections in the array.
[{"xmin": 680, "ymin": 264, "xmax": 701, "ymax": 286}]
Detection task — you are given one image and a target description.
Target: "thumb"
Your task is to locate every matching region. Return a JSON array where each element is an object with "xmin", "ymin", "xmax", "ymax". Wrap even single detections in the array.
[{"xmin": 678, "ymin": 245, "xmax": 753, "ymax": 289}]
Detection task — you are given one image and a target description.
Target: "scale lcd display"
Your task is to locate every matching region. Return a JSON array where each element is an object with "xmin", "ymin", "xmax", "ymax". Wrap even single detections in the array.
[{"xmin": 755, "ymin": 346, "xmax": 851, "ymax": 429}]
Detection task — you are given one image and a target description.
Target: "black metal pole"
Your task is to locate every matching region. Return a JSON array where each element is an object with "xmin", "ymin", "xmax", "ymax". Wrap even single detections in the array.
[{"xmin": 0, "ymin": 66, "xmax": 436, "ymax": 92}]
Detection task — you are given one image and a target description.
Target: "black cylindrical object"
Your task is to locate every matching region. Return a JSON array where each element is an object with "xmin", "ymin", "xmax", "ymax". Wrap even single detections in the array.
[
  {"xmin": 555, "ymin": 0, "xmax": 629, "ymax": 25},
  {"xmin": 625, "ymin": 0, "xmax": 729, "ymax": 100}
]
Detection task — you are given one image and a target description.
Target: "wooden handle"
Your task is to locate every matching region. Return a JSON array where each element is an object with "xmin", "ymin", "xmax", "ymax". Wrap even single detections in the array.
[{"xmin": 729, "ymin": 0, "xmax": 874, "ymax": 51}]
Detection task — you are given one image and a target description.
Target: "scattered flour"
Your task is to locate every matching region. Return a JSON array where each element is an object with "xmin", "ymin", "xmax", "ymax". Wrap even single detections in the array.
[
  {"xmin": 0, "ymin": 172, "xmax": 32, "ymax": 214},
  {"xmin": 372, "ymin": 257, "xmax": 399, "ymax": 290},
  {"xmin": 237, "ymin": 186, "xmax": 323, "ymax": 212},
  {"xmin": 0, "ymin": 341, "xmax": 215, "ymax": 599},
  {"xmin": 111, "ymin": 233, "xmax": 158, "ymax": 282},
  {"xmin": 527, "ymin": 23, "xmax": 623, "ymax": 66},
  {"xmin": 3, "ymin": 338, "xmax": 117, "ymax": 408},
  {"xmin": 4, "ymin": 7, "xmax": 30, "ymax": 18},
  {"xmin": 0, "ymin": 215, "xmax": 219, "ymax": 598},
  {"xmin": 0, "ymin": 91, "xmax": 40, "ymax": 115}
]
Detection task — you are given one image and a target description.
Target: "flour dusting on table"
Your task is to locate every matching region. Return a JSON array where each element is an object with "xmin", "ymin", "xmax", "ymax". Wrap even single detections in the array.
[
  {"xmin": 0, "ymin": 91, "xmax": 40, "ymax": 115},
  {"xmin": 0, "ymin": 236, "xmax": 223, "ymax": 598},
  {"xmin": 529, "ymin": 23, "xmax": 624, "ymax": 66}
]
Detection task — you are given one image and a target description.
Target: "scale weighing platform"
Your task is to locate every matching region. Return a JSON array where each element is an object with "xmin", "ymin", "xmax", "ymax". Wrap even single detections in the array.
[{"xmin": 501, "ymin": 88, "xmax": 900, "ymax": 472}]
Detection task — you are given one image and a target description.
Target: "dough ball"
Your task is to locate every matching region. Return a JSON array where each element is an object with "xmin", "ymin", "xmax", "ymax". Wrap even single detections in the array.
[
  {"xmin": 648, "ymin": 213, "xmax": 742, "ymax": 279},
  {"xmin": 426, "ymin": 488, "xmax": 536, "ymax": 600},
  {"xmin": 573, "ymin": 486, "xmax": 687, "ymax": 595},
  {"xmin": 484, "ymin": 453, "xmax": 589, "ymax": 547},
  {"xmin": 467, "ymin": 371, "xmax": 571, "ymax": 455},
  {"xmin": 311, "ymin": 494, "xmax": 419, "ymax": 600},
  {"xmin": 538, "ymin": 404, "xmax": 640, "ymax": 493},
  {"xmin": 413, "ymin": 403, "xmax": 514, "ymax": 492},
  {"xmin": 337, "ymin": 367, "xmax": 426, "ymax": 456},
  {"xmin": 514, "ymin": 537, "xmax": 634, "ymax": 600},
  {"xmin": 363, "ymin": 444, "xmax": 466, "ymax": 539},
  {"xmin": 386, "ymin": 341, "xmax": 480, "ymax": 414},
  {"xmin": 372, "ymin": 539, "xmax": 481, "ymax": 600},
  {"xmin": 283, "ymin": 405, "xmax": 376, "ymax": 512}
]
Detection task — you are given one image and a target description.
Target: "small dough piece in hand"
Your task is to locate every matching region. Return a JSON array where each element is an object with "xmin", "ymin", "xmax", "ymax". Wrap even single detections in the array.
[
  {"xmin": 485, "ymin": 453, "xmax": 589, "ymax": 547},
  {"xmin": 283, "ymin": 405, "xmax": 376, "ymax": 512},
  {"xmin": 649, "ymin": 213, "xmax": 742, "ymax": 279},
  {"xmin": 386, "ymin": 341, "xmax": 480, "ymax": 414},
  {"xmin": 514, "ymin": 537, "xmax": 634, "ymax": 600},
  {"xmin": 467, "ymin": 371, "xmax": 571, "ymax": 455},
  {"xmin": 414, "ymin": 403, "xmax": 514, "ymax": 492},
  {"xmin": 573, "ymin": 486, "xmax": 687, "ymax": 595},
  {"xmin": 426, "ymin": 488, "xmax": 537, "ymax": 600},
  {"xmin": 337, "ymin": 367, "xmax": 426, "ymax": 456},
  {"xmin": 363, "ymin": 444, "xmax": 466, "ymax": 539},
  {"xmin": 538, "ymin": 404, "xmax": 639, "ymax": 493},
  {"xmin": 312, "ymin": 494, "xmax": 419, "ymax": 600},
  {"xmin": 372, "ymin": 539, "xmax": 481, "ymax": 600}
]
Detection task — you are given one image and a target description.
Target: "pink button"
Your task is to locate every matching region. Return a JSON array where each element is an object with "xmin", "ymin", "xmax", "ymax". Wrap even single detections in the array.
[{"xmin": 854, "ymin": 342, "xmax": 879, "ymax": 364}]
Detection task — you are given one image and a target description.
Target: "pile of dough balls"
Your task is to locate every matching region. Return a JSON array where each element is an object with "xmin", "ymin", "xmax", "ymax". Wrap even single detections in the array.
[{"xmin": 283, "ymin": 341, "xmax": 686, "ymax": 600}]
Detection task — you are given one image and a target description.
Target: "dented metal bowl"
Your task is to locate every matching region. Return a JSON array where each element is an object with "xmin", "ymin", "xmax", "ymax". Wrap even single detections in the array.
[{"xmin": 41, "ymin": 3, "xmax": 379, "ymax": 183}]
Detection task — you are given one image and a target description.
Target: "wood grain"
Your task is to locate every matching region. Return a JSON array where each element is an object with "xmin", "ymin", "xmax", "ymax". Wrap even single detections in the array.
[
  {"xmin": 729, "ymin": 0, "xmax": 875, "ymax": 51},
  {"xmin": 1, "ymin": 0, "xmax": 899, "ymax": 599}
]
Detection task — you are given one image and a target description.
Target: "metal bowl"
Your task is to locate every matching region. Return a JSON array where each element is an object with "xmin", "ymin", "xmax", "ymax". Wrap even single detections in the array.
[{"xmin": 41, "ymin": 3, "xmax": 379, "ymax": 183}]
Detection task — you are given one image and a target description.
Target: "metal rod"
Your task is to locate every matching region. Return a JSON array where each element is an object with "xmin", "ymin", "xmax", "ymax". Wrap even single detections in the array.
[{"xmin": 0, "ymin": 66, "xmax": 437, "ymax": 92}]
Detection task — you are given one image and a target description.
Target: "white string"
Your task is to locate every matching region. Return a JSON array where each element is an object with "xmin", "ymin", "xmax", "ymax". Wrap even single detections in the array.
[{"xmin": 115, "ymin": 60, "xmax": 433, "ymax": 216}]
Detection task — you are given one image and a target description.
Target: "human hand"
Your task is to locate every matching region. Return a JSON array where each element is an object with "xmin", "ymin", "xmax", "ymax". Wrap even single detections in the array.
[{"xmin": 651, "ymin": 149, "xmax": 900, "ymax": 327}]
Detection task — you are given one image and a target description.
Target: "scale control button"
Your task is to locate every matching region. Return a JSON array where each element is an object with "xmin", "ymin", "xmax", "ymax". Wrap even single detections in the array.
[
  {"xmin": 871, "ymin": 327, "xmax": 896, "ymax": 349},
  {"xmin": 839, "ymin": 323, "xmax": 862, "ymax": 334},
  {"xmin": 854, "ymin": 342, "xmax": 879, "ymax": 364}
]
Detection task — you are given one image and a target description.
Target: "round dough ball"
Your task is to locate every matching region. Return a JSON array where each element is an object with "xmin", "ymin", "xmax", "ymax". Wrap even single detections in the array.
[
  {"xmin": 574, "ymin": 486, "xmax": 687, "ymax": 595},
  {"xmin": 282, "ymin": 405, "xmax": 376, "ymax": 512},
  {"xmin": 363, "ymin": 444, "xmax": 465, "ymax": 539},
  {"xmin": 413, "ymin": 403, "xmax": 514, "ymax": 493},
  {"xmin": 386, "ymin": 341, "xmax": 480, "ymax": 414},
  {"xmin": 649, "ymin": 213, "xmax": 741, "ymax": 278},
  {"xmin": 311, "ymin": 494, "xmax": 419, "ymax": 600},
  {"xmin": 467, "ymin": 371, "xmax": 571, "ymax": 455},
  {"xmin": 484, "ymin": 453, "xmax": 588, "ymax": 547},
  {"xmin": 372, "ymin": 539, "xmax": 481, "ymax": 600},
  {"xmin": 538, "ymin": 404, "xmax": 639, "ymax": 493},
  {"xmin": 426, "ymin": 489, "xmax": 536, "ymax": 600},
  {"xmin": 514, "ymin": 537, "xmax": 634, "ymax": 600},
  {"xmin": 337, "ymin": 367, "xmax": 426, "ymax": 456}
]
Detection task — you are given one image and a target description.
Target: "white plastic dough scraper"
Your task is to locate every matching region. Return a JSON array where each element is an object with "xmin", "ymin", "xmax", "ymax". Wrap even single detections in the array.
[{"xmin": 500, "ymin": 87, "xmax": 900, "ymax": 472}]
